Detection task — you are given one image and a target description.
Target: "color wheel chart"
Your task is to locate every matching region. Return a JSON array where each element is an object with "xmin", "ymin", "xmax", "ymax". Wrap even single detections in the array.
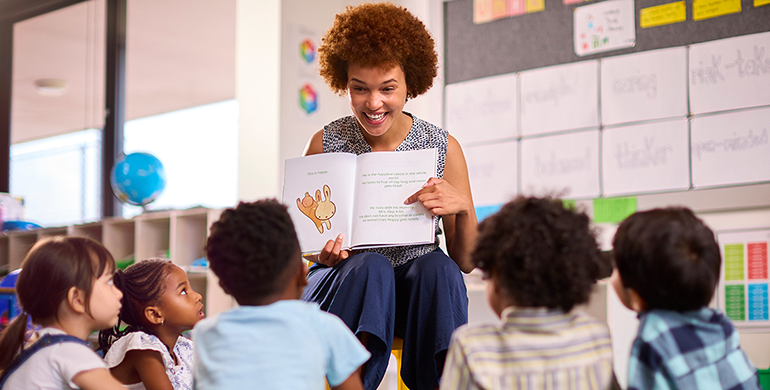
[{"xmin": 717, "ymin": 228, "xmax": 770, "ymax": 329}]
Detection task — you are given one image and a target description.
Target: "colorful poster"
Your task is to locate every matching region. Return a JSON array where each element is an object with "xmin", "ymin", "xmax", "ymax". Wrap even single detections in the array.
[
  {"xmin": 693, "ymin": 0, "xmax": 742, "ymax": 21},
  {"xmin": 640, "ymin": 1, "xmax": 686, "ymax": 28},
  {"xmin": 474, "ymin": 0, "xmax": 543, "ymax": 24},
  {"xmin": 717, "ymin": 228, "xmax": 770, "ymax": 329},
  {"xmin": 574, "ymin": 0, "xmax": 636, "ymax": 56}
]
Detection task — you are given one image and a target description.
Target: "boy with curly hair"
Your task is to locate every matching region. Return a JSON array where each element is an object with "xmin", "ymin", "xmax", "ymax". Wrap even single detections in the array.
[
  {"xmin": 441, "ymin": 196, "xmax": 613, "ymax": 390},
  {"xmin": 193, "ymin": 200, "xmax": 370, "ymax": 390},
  {"xmin": 611, "ymin": 207, "xmax": 761, "ymax": 389}
]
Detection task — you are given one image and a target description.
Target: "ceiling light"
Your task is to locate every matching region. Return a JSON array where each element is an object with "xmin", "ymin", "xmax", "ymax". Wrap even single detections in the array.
[{"xmin": 34, "ymin": 79, "xmax": 68, "ymax": 96}]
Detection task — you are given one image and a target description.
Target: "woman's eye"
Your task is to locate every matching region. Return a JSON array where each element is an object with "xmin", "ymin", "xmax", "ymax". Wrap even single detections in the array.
[{"xmin": 181, "ymin": 289, "xmax": 187, "ymax": 295}]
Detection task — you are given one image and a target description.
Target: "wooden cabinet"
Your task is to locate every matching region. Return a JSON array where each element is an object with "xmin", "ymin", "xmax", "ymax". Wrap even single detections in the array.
[{"xmin": 0, "ymin": 207, "xmax": 233, "ymax": 317}]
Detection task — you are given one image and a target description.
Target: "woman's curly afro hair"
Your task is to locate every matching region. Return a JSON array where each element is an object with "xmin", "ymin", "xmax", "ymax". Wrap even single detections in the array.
[
  {"xmin": 473, "ymin": 196, "xmax": 604, "ymax": 312},
  {"xmin": 318, "ymin": 2, "xmax": 438, "ymax": 99}
]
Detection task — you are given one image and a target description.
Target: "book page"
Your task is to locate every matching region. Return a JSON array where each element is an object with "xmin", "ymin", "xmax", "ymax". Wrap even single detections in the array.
[
  {"xmin": 283, "ymin": 153, "xmax": 357, "ymax": 254},
  {"xmin": 351, "ymin": 149, "xmax": 437, "ymax": 248}
]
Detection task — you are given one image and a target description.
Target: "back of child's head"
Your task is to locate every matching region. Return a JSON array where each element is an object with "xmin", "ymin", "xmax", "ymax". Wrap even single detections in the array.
[
  {"xmin": 473, "ymin": 196, "xmax": 603, "ymax": 311},
  {"xmin": 613, "ymin": 207, "xmax": 720, "ymax": 312},
  {"xmin": 206, "ymin": 199, "xmax": 300, "ymax": 304},
  {"xmin": 0, "ymin": 236, "xmax": 115, "ymax": 372},
  {"xmin": 98, "ymin": 259, "xmax": 174, "ymax": 353}
]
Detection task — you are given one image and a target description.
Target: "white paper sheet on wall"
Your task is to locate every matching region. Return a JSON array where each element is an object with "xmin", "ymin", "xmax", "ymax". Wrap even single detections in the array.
[
  {"xmin": 574, "ymin": 0, "xmax": 636, "ymax": 57},
  {"xmin": 602, "ymin": 119, "xmax": 690, "ymax": 196},
  {"xmin": 689, "ymin": 31, "xmax": 770, "ymax": 115},
  {"xmin": 600, "ymin": 47, "xmax": 688, "ymax": 125},
  {"xmin": 444, "ymin": 73, "xmax": 518, "ymax": 145},
  {"xmin": 520, "ymin": 130, "xmax": 600, "ymax": 199},
  {"xmin": 520, "ymin": 61, "xmax": 599, "ymax": 136},
  {"xmin": 691, "ymin": 107, "xmax": 770, "ymax": 188},
  {"xmin": 465, "ymin": 141, "xmax": 518, "ymax": 209}
]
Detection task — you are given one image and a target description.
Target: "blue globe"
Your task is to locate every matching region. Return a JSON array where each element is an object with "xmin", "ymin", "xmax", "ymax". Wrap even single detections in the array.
[{"xmin": 111, "ymin": 152, "xmax": 167, "ymax": 206}]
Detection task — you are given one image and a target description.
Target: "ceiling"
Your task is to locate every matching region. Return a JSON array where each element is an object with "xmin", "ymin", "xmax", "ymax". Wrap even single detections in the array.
[{"xmin": 10, "ymin": 0, "xmax": 235, "ymax": 144}]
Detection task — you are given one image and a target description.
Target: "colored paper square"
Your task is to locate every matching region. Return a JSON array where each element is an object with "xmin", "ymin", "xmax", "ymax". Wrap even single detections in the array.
[
  {"xmin": 724, "ymin": 243, "xmax": 745, "ymax": 281},
  {"xmin": 725, "ymin": 284, "xmax": 746, "ymax": 321},
  {"xmin": 592, "ymin": 197, "xmax": 637, "ymax": 223},
  {"xmin": 474, "ymin": 0, "xmax": 495, "ymax": 23},
  {"xmin": 693, "ymin": 0, "xmax": 742, "ymax": 21},
  {"xmin": 640, "ymin": 1, "xmax": 686, "ymax": 28},
  {"xmin": 748, "ymin": 284, "xmax": 769, "ymax": 321},
  {"xmin": 755, "ymin": 0, "xmax": 770, "ymax": 6},
  {"xmin": 526, "ymin": 0, "xmax": 545, "ymax": 13},
  {"xmin": 747, "ymin": 242, "xmax": 768, "ymax": 280},
  {"xmin": 509, "ymin": 0, "xmax": 527, "ymax": 16},
  {"xmin": 564, "ymin": 0, "xmax": 584, "ymax": 4}
]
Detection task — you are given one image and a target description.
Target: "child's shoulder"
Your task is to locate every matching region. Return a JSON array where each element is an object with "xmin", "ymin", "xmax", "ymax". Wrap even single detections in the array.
[
  {"xmin": 637, "ymin": 307, "xmax": 735, "ymax": 345},
  {"xmin": 104, "ymin": 331, "xmax": 171, "ymax": 369}
]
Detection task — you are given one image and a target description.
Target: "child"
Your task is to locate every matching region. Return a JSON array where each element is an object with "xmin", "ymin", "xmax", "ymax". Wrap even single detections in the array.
[
  {"xmin": 193, "ymin": 199, "xmax": 370, "ymax": 390},
  {"xmin": 98, "ymin": 259, "xmax": 204, "ymax": 390},
  {"xmin": 611, "ymin": 207, "xmax": 761, "ymax": 389},
  {"xmin": 441, "ymin": 196, "xmax": 614, "ymax": 390},
  {"xmin": 0, "ymin": 236, "xmax": 126, "ymax": 390}
]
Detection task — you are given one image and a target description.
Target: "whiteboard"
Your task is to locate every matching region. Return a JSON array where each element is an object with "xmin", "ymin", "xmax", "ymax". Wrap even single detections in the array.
[
  {"xmin": 520, "ymin": 130, "xmax": 600, "ymax": 198},
  {"xmin": 444, "ymin": 73, "xmax": 518, "ymax": 145},
  {"xmin": 602, "ymin": 119, "xmax": 690, "ymax": 196},
  {"xmin": 465, "ymin": 141, "xmax": 518, "ymax": 207},
  {"xmin": 691, "ymin": 107, "xmax": 770, "ymax": 188},
  {"xmin": 689, "ymin": 31, "xmax": 770, "ymax": 115},
  {"xmin": 520, "ymin": 61, "xmax": 599, "ymax": 136},
  {"xmin": 600, "ymin": 47, "xmax": 688, "ymax": 125}
]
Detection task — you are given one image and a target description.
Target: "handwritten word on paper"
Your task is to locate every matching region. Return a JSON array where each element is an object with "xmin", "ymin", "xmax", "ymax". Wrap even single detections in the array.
[
  {"xmin": 520, "ymin": 61, "xmax": 598, "ymax": 136},
  {"xmin": 691, "ymin": 107, "xmax": 770, "ymax": 188},
  {"xmin": 693, "ymin": 0, "xmax": 741, "ymax": 21},
  {"xmin": 689, "ymin": 32, "xmax": 770, "ymax": 114},
  {"xmin": 601, "ymin": 47, "xmax": 687, "ymax": 125},
  {"xmin": 574, "ymin": 0, "xmax": 636, "ymax": 56},
  {"xmin": 520, "ymin": 130, "xmax": 600, "ymax": 199},
  {"xmin": 640, "ymin": 1, "xmax": 686, "ymax": 28},
  {"xmin": 445, "ymin": 73, "xmax": 517, "ymax": 144},
  {"xmin": 602, "ymin": 120, "xmax": 689, "ymax": 196}
]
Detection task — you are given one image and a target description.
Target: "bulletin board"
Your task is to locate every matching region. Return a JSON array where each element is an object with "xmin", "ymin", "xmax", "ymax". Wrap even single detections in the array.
[
  {"xmin": 443, "ymin": 0, "xmax": 770, "ymax": 217},
  {"xmin": 445, "ymin": 0, "xmax": 770, "ymax": 84}
]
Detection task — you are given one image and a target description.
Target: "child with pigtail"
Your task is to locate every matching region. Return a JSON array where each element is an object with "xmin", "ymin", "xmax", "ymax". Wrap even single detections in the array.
[{"xmin": 98, "ymin": 259, "xmax": 205, "ymax": 390}]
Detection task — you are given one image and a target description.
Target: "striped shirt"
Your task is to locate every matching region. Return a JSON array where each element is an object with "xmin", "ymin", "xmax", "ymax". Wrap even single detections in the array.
[{"xmin": 440, "ymin": 307, "xmax": 614, "ymax": 390}]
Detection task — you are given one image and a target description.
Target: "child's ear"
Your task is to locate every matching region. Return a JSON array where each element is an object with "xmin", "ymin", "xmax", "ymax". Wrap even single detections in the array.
[
  {"xmin": 144, "ymin": 306, "xmax": 164, "ymax": 326},
  {"xmin": 298, "ymin": 261, "xmax": 309, "ymax": 288},
  {"xmin": 67, "ymin": 287, "xmax": 87, "ymax": 314}
]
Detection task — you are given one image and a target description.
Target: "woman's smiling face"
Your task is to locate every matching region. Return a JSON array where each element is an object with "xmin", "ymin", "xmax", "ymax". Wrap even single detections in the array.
[{"xmin": 347, "ymin": 64, "xmax": 408, "ymax": 138}]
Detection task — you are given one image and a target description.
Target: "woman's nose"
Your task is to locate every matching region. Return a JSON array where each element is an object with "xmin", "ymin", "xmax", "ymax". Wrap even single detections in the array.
[{"xmin": 366, "ymin": 93, "xmax": 382, "ymax": 110}]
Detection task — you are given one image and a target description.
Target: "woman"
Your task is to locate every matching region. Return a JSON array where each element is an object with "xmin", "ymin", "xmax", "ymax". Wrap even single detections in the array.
[{"xmin": 301, "ymin": 3, "xmax": 477, "ymax": 390}]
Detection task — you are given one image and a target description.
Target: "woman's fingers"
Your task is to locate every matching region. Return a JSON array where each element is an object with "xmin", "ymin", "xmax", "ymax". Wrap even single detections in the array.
[{"xmin": 319, "ymin": 234, "xmax": 348, "ymax": 267}]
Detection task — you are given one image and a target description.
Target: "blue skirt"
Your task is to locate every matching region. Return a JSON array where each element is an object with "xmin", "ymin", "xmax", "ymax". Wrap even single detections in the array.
[{"xmin": 301, "ymin": 249, "xmax": 468, "ymax": 390}]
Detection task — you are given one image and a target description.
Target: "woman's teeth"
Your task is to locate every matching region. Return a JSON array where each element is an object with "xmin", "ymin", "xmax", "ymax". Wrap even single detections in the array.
[{"xmin": 366, "ymin": 112, "xmax": 385, "ymax": 121}]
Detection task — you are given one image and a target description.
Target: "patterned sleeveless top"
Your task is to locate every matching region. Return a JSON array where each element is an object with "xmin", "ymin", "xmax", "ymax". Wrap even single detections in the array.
[{"xmin": 323, "ymin": 113, "xmax": 447, "ymax": 267}]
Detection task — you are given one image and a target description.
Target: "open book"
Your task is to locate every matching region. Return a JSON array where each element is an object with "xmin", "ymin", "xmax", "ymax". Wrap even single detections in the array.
[{"xmin": 283, "ymin": 149, "xmax": 437, "ymax": 255}]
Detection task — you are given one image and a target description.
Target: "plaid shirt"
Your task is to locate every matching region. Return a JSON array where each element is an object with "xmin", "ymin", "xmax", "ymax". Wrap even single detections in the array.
[
  {"xmin": 627, "ymin": 308, "xmax": 761, "ymax": 390},
  {"xmin": 440, "ymin": 307, "xmax": 613, "ymax": 390}
]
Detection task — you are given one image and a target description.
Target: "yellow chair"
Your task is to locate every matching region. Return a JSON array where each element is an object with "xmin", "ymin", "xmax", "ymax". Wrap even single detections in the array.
[{"xmin": 326, "ymin": 337, "xmax": 409, "ymax": 390}]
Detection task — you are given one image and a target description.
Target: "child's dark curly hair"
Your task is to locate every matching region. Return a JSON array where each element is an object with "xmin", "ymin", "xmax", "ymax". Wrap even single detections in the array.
[
  {"xmin": 98, "ymin": 259, "xmax": 174, "ymax": 354},
  {"xmin": 205, "ymin": 199, "xmax": 300, "ymax": 304},
  {"xmin": 473, "ymin": 196, "xmax": 603, "ymax": 312},
  {"xmin": 613, "ymin": 207, "xmax": 720, "ymax": 312},
  {"xmin": 318, "ymin": 2, "xmax": 438, "ymax": 99}
]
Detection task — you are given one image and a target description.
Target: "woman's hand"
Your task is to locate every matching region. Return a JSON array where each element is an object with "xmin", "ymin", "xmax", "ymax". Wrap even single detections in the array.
[
  {"xmin": 313, "ymin": 233, "xmax": 350, "ymax": 267},
  {"xmin": 404, "ymin": 177, "xmax": 472, "ymax": 217}
]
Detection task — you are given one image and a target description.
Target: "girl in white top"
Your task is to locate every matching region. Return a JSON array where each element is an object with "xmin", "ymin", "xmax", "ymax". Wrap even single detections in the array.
[
  {"xmin": 98, "ymin": 260, "xmax": 204, "ymax": 390},
  {"xmin": 0, "ymin": 236, "xmax": 126, "ymax": 390}
]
